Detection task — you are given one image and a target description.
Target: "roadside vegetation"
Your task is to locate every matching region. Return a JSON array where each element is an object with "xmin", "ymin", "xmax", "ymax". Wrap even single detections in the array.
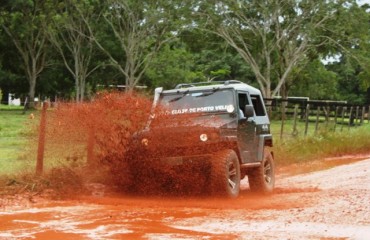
[{"xmin": 274, "ymin": 123, "xmax": 370, "ymax": 164}]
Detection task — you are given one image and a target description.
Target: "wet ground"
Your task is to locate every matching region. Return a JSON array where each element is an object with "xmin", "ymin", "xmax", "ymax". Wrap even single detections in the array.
[{"xmin": 1, "ymin": 158, "xmax": 370, "ymax": 239}]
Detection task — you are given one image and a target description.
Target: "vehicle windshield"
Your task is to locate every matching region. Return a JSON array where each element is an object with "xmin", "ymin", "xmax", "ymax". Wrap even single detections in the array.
[{"xmin": 159, "ymin": 89, "xmax": 236, "ymax": 115}]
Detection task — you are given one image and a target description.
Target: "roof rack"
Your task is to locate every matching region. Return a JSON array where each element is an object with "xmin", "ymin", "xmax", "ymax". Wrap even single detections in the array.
[{"xmin": 174, "ymin": 80, "xmax": 243, "ymax": 89}]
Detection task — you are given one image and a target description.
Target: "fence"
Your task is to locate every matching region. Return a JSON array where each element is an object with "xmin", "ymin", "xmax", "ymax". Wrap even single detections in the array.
[{"xmin": 264, "ymin": 98, "xmax": 370, "ymax": 139}]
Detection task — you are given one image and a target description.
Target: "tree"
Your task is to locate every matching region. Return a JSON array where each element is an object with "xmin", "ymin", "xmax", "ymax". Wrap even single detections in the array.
[
  {"xmin": 0, "ymin": 0, "xmax": 53, "ymax": 107},
  {"xmin": 289, "ymin": 60, "xmax": 338, "ymax": 100},
  {"xmin": 144, "ymin": 43, "xmax": 197, "ymax": 89},
  {"xmin": 321, "ymin": 2, "xmax": 370, "ymax": 104},
  {"xmin": 196, "ymin": 0, "xmax": 362, "ymax": 98},
  {"xmin": 326, "ymin": 56, "xmax": 367, "ymax": 105},
  {"xmin": 81, "ymin": 0, "xmax": 176, "ymax": 91},
  {"xmin": 344, "ymin": 4, "xmax": 370, "ymax": 104},
  {"xmin": 0, "ymin": 24, "xmax": 26, "ymax": 104},
  {"xmin": 179, "ymin": 28, "xmax": 255, "ymax": 84},
  {"xmin": 49, "ymin": 0, "xmax": 101, "ymax": 102}
]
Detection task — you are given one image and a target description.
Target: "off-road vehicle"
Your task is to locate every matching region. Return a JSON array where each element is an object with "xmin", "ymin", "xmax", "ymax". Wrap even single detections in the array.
[{"xmin": 127, "ymin": 80, "xmax": 275, "ymax": 198}]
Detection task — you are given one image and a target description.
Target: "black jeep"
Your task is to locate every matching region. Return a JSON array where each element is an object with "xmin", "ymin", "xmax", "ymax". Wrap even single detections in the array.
[{"xmin": 126, "ymin": 80, "xmax": 275, "ymax": 198}]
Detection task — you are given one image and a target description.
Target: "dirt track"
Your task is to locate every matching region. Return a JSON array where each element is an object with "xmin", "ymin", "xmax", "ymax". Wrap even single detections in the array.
[{"xmin": 1, "ymin": 158, "xmax": 369, "ymax": 239}]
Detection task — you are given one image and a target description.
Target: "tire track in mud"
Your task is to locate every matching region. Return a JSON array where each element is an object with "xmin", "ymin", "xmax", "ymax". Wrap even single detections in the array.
[{"xmin": 0, "ymin": 159, "xmax": 369, "ymax": 239}]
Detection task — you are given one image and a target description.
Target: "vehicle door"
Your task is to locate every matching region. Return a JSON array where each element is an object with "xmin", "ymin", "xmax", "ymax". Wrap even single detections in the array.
[{"xmin": 237, "ymin": 91, "xmax": 258, "ymax": 163}]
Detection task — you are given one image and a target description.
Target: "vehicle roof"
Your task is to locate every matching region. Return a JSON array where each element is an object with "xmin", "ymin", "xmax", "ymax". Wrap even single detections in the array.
[{"xmin": 162, "ymin": 80, "xmax": 262, "ymax": 95}]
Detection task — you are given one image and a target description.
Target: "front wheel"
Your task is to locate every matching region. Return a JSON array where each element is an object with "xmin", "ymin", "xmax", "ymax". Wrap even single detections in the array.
[
  {"xmin": 210, "ymin": 149, "xmax": 241, "ymax": 198},
  {"xmin": 248, "ymin": 148, "xmax": 275, "ymax": 193}
]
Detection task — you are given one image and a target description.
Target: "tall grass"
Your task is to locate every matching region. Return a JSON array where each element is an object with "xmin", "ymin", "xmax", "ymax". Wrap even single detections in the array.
[{"xmin": 274, "ymin": 123, "xmax": 370, "ymax": 166}]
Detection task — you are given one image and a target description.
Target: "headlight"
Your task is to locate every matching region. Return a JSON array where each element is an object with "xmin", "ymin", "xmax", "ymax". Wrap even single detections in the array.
[
  {"xmin": 200, "ymin": 133, "xmax": 208, "ymax": 142},
  {"xmin": 226, "ymin": 105, "xmax": 235, "ymax": 113},
  {"xmin": 141, "ymin": 138, "xmax": 149, "ymax": 146}
]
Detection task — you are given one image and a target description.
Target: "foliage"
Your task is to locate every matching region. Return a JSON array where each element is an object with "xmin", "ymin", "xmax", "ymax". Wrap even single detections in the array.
[
  {"xmin": 195, "ymin": 0, "xmax": 370, "ymax": 99},
  {"xmin": 145, "ymin": 43, "xmax": 198, "ymax": 89},
  {"xmin": 48, "ymin": 0, "xmax": 102, "ymax": 102},
  {"xmin": 0, "ymin": 0, "xmax": 55, "ymax": 107},
  {"xmin": 0, "ymin": 0, "xmax": 369, "ymax": 104},
  {"xmin": 289, "ymin": 60, "xmax": 338, "ymax": 100},
  {"xmin": 83, "ymin": 0, "xmax": 180, "ymax": 90},
  {"xmin": 326, "ymin": 56, "xmax": 368, "ymax": 104}
]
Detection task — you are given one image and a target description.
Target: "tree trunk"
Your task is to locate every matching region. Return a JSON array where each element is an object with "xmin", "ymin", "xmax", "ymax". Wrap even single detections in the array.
[
  {"xmin": 81, "ymin": 77, "xmax": 86, "ymax": 101},
  {"xmin": 75, "ymin": 54, "xmax": 80, "ymax": 102},
  {"xmin": 264, "ymin": 84, "xmax": 272, "ymax": 99},
  {"xmin": 75, "ymin": 79, "xmax": 80, "ymax": 102},
  {"xmin": 281, "ymin": 82, "xmax": 288, "ymax": 100},
  {"xmin": 28, "ymin": 75, "xmax": 37, "ymax": 109}
]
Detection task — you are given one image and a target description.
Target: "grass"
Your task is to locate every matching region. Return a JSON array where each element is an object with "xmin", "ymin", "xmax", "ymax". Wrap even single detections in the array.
[
  {"xmin": 0, "ymin": 105, "xmax": 73, "ymax": 196},
  {"xmin": 0, "ymin": 105, "xmax": 36, "ymax": 175},
  {"xmin": 274, "ymin": 122, "xmax": 370, "ymax": 166},
  {"xmin": 270, "ymin": 116, "xmax": 369, "ymax": 139}
]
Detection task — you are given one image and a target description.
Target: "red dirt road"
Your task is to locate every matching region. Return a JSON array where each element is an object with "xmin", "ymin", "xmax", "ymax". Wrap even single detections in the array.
[{"xmin": 1, "ymin": 158, "xmax": 370, "ymax": 239}]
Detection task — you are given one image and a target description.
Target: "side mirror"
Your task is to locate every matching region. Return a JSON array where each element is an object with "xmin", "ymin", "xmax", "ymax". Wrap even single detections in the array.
[{"xmin": 244, "ymin": 105, "xmax": 254, "ymax": 118}]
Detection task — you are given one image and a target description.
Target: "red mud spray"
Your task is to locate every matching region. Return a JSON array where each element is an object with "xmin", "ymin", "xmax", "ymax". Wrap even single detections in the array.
[{"xmin": 43, "ymin": 92, "xmax": 214, "ymax": 196}]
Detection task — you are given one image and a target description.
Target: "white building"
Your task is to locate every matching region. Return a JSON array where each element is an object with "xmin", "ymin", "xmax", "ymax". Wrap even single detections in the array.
[{"xmin": 8, "ymin": 93, "xmax": 21, "ymax": 106}]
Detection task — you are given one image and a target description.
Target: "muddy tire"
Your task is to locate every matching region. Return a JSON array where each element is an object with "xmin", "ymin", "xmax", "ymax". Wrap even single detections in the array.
[
  {"xmin": 248, "ymin": 148, "xmax": 275, "ymax": 193},
  {"xmin": 210, "ymin": 149, "xmax": 241, "ymax": 198}
]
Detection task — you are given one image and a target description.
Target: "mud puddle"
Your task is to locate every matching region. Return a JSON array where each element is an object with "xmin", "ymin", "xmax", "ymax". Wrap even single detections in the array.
[
  {"xmin": 0, "ymin": 178, "xmax": 320, "ymax": 239},
  {"xmin": 2, "ymin": 158, "xmax": 369, "ymax": 240},
  {"xmin": 1, "ymin": 157, "xmax": 369, "ymax": 239}
]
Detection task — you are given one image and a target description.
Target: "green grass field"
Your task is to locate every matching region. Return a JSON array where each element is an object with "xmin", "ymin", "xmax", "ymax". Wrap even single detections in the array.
[{"xmin": 0, "ymin": 105, "xmax": 35, "ymax": 175}]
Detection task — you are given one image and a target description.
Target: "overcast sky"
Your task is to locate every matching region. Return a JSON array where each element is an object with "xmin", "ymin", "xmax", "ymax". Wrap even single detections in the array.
[{"xmin": 357, "ymin": 0, "xmax": 370, "ymax": 5}]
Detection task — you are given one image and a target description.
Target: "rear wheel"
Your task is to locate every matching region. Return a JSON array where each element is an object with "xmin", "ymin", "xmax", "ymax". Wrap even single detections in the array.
[
  {"xmin": 210, "ymin": 149, "xmax": 241, "ymax": 198},
  {"xmin": 248, "ymin": 148, "xmax": 275, "ymax": 193}
]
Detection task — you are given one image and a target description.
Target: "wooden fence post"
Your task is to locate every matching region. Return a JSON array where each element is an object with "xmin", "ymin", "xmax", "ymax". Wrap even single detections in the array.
[
  {"xmin": 22, "ymin": 97, "xmax": 28, "ymax": 114},
  {"xmin": 333, "ymin": 106, "xmax": 339, "ymax": 132},
  {"xmin": 315, "ymin": 106, "xmax": 320, "ymax": 135},
  {"xmin": 36, "ymin": 102, "xmax": 48, "ymax": 175},
  {"xmin": 340, "ymin": 107, "xmax": 346, "ymax": 132},
  {"xmin": 304, "ymin": 104, "xmax": 310, "ymax": 136},
  {"xmin": 348, "ymin": 106, "xmax": 353, "ymax": 130},
  {"xmin": 324, "ymin": 105, "xmax": 330, "ymax": 129},
  {"xmin": 292, "ymin": 105, "xmax": 298, "ymax": 136},
  {"xmin": 360, "ymin": 106, "xmax": 365, "ymax": 125}
]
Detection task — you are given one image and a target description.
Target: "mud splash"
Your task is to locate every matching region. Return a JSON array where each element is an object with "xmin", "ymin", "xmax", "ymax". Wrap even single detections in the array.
[
  {"xmin": 39, "ymin": 92, "xmax": 152, "ymax": 193},
  {"xmin": 41, "ymin": 91, "xmax": 225, "ymax": 196}
]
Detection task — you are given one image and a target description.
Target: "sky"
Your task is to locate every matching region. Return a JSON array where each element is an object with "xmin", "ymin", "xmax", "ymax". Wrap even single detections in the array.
[{"xmin": 357, "ymin": 0, "xmax": 370, "ymax": 5}]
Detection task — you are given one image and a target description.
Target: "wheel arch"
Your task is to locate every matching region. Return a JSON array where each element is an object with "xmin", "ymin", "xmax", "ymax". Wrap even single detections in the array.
[{"xmin": 257, "ymin": 134, "xmax": 273, "ymax": 161}]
